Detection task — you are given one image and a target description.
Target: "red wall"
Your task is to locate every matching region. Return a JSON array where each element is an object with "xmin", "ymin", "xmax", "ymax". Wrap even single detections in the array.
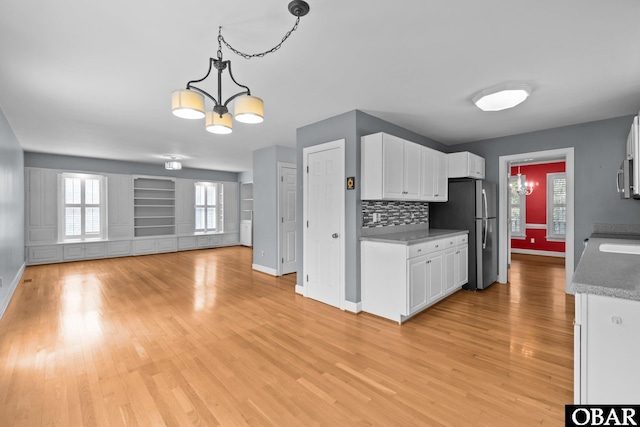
[{"xmin": 510, "ymin": 161, "xmax": 566, "ymax": 253}]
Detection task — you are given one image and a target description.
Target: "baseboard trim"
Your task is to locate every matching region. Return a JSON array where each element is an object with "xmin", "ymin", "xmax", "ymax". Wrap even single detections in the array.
[
  {"xmin": 511, "ymin": 249, "xmax": 565, "ymax": 258},
  {"xmin": 295, "ymin": 284, "xmax": 305, "ymax": 295},
  {"xmin": 343, "ymin": 300, "xmax": 362, "ymax": 313},
  {"xmin": 252, "ymin": 263, "xmax": 278, "ymax": 276},
  {"xmin": 0, "ymin": 263, "xmax": 26, "ymax": 320}
]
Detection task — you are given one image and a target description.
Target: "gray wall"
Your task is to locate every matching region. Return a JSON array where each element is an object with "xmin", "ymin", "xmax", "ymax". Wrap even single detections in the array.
[
  {"xmin": 252, "ymin": 145, "xmax": 296, "ymax": 271},
  {"xmin": 296, "ymin": 110, "xmax": 446, "ymax": 303},
  {"xmin": 24, "ymin": 152, "xmax": 239, "ymax": 182},
  {"xmin": 454, "ymin": 115, "xmax": 640, "ymax": 270},
  {"xmin": 0, "ymin": 108, "xmax": 25, "ymax": 318}
]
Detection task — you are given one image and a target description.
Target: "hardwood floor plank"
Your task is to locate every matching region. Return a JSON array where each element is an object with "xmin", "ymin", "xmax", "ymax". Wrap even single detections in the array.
[{"xmin": 0, "ymin": 248, "xmax": 573, "ymax": 426}]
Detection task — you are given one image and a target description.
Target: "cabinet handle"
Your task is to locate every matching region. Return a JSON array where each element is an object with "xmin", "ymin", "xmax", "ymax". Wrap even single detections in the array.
[{"xmin": 417, "ymin": 249, "xmax": 422, "ymax": 252}]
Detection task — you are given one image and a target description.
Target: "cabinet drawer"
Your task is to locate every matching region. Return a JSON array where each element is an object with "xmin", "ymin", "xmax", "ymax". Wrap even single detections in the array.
[
  {"xmin": 456, "ymin": 234, "xmax": 468, "ymax": 245},
  {"xmin": 444, "ymin": 237, "xmax": 456, "ymax": 248},
  {"xmin": 427, "ymin": 239, "xmax": 446, "ymax": 253},
  {"xmin": 407, "ymin": 243, "xmax": 428, "ymax": 258}
]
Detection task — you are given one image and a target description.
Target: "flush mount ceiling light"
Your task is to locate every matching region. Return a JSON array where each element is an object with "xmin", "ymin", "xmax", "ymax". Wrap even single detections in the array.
[
  {"xmin": 472, "ymin": 83, "xmax": 532, "ymax": 112},
  {"xmin": 165, "ymin": 156, "xmax": 183, "ymax": 170},
  {"xmin": 171, "ymin": 0, "xmax": 310, "ymax": 134}
]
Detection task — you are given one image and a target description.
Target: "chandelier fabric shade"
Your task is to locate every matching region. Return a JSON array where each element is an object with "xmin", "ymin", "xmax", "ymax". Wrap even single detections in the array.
[
  {"xmin": 234, "ymin": 95, "xmax": 264, "ymax": 124},
  {"xmin": 171, "ymin": 90, "xmax": 205, "ymax": 119},
  {"xmin": 206, "ymin": 112, "xmax": 233, "ymax": 134}
]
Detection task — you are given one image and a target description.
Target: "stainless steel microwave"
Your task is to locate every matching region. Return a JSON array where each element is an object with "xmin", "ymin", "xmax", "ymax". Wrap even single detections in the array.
[{"xmin": 618, "ymin": 158, "xmax": 640, "ymax": 199}]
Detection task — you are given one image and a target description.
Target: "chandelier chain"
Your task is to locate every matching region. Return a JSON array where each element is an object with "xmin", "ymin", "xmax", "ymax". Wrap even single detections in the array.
[{"xmin": 218, "ymin": 16, "xmax": 301, "ymax": 60}]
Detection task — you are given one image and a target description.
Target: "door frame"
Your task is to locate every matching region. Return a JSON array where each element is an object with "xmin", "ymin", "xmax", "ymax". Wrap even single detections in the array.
[
  {"xmin": 302, "ymin": 139, "xmax": 346, "ymax": 309},
  {"xmin": 277, "ymin": 162, "xmax": 296, "ymax": 276},
  {"xmin": 498, "ymin": 147, "xmax": 575, "ymax": 293}
]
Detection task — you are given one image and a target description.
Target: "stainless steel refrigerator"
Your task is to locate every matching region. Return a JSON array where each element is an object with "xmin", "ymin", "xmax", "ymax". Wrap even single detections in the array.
[{"xmin": 429, "ymin": 179, "xmax": 497, "ymax": 290}]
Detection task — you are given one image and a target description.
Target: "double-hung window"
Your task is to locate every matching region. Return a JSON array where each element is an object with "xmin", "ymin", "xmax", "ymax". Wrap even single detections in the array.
[
  {"xmin": 195, "ymin": 182, "xmax": 219, "ymax": 232},
  {"xmin": 509, "ymin": 175, "xmax": 526, "ymax": 238},
  {"xmin": 547, "ymin": 172, "xmax": 567, "ymax": 240},
  {"xmin": 60, "ymin": 173, "xmax": 106, "ymax": 241}
]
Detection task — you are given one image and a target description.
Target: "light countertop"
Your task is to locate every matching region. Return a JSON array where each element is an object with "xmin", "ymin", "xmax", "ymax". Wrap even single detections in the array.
[
  {"xmin": 573, "ymin": 236, "xmax": 640, "ymax": 301},
  {"xmin": 360, "ymin": 228, "xmax": 468, "ymax": 245}
]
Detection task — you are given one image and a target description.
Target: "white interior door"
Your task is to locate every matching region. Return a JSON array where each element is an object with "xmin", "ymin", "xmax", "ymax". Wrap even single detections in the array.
[
  {"xmin": 279, "ymin": 164, "xmax": 297, "ymax": 275},
  {"xmin": 303, "ymin": 140, "xmax": 345, "ymax": 309}
]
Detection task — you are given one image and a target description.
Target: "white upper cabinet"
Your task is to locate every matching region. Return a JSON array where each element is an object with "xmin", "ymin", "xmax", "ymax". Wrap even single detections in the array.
[
  {"xmin": 420, "ymin": 147, "xmax": 448, "ymax": 202},
  {"xmin": 362, "ymin": 132, "xmax": 448, "ymax": 202},
  {"xmin": 448, "ymin": 151, "xmax": 485, "ymax": 179}
]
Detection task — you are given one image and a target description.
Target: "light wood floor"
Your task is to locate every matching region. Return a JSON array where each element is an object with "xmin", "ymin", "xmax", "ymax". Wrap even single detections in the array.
[{"xmin": 0, "ymin": 249, "xmax": 573, "ymax": 426}]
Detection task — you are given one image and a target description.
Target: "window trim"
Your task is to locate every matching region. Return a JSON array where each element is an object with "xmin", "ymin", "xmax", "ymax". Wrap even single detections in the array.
[
  {"xmin": 547, "ymin": 172, "xmax": 567, "ymax": 241},
  {"xmin": 509, "ymin": 175, "xmax": 526, "ymax": 238},
  {"xmin": 58, "ymin": 172, "xmax": 107, "ymax": 242},
  {"xmin": 194, "ymin": 182, "xmax": 223, "ymax": 233}
]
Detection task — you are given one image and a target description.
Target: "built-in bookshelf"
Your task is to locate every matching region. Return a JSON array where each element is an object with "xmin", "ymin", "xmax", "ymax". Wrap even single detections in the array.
[
  {"xmin": 241, "ymin": 182, "xmax": 253, "ymax": 221},
  {"xmin": 133, "ymin": 176, "xmax": 176, "ymax": 237}
]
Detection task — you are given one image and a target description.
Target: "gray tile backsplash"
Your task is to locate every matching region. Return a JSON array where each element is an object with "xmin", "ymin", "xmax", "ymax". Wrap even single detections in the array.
[{"xmin": 362, "ymin": 200, "xmax": 429, "ymax": 228}]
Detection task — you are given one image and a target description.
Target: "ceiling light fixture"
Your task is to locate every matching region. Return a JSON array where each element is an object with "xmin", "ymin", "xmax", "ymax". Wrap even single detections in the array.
[
  {"xmin": 165, "ymin": 156, "xmax": 183, "ymax": 170},
  {"xmin": 473, "ymin": 83, "xmax": 532, "ymax": 112},
  {"xmin": 171, "ymin": 0, "xmax": 310, "ymax": 134}
]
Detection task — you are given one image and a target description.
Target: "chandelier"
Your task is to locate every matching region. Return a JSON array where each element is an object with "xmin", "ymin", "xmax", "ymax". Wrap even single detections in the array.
[
  {"xmin": 511, "ymin": 164, "xmax": 534, "ymax": 196},
  {"xmin": 171, "ymin": 1, "xmax": 310, "ymax": 134}
]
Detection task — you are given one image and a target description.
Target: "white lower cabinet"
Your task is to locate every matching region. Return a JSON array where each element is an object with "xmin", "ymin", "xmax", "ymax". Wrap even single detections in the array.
[
  {"xmin": 107, "ymin": 240, "xmax": 132, "ymax": 257},
  {"xmin": 63, "ymin": 242, "xmax": 106, "ymax": 261},
  {"xmin": 27, "ymin": 245, "xmax": 63, "ymax": 265},
  {"xmin": 133, "ymin": 237, "xmax": 177, "ymax": 255},
  {"xmin": 574, "ymin": 293, "xmax": 640, "ymax": 404},
  {"xmin": 362, "ymin": 233, "xmax": 468, "ymax": 323}
]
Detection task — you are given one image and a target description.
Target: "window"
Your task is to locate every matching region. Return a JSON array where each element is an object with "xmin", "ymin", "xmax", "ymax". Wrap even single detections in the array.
[
  {"xmin": 547, "ymin": 172, "xmax": 567, "ymax": 239},
  {"xmin": 195, "ymin": 182, "xmax": 220, "ymax": 232},
  {"xmin": 509, "ymin": 175, "xmax": 526, "ymax": 238},
  {"xmin": 59, "ymin": 173, "xmax": 106, "ymax": 241}
]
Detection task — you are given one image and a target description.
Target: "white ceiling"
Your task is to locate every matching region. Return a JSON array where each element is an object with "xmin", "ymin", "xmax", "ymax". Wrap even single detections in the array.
[{"xmin": 2, "ymin": 0, "xmax": 640, "ymax": 172}]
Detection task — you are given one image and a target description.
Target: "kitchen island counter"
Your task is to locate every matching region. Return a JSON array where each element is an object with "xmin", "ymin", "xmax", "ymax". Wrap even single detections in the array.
[
  {"xmin": 360, "ymin": 228, "xmax": 468, "ymax": 245},
  {"xmin": 573, "ymin": 236, "xmax": 640, "ymax": 301}
]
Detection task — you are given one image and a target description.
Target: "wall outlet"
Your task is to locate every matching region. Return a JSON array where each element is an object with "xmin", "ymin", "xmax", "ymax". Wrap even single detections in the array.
[
  {"xmin": 530, "ymin": 238, "xmax": 535, "ymax": 243},
  {"xmin": 0, "ymin": 276, "xmax": 3, "ymax": 287},
  {"xmin": 261, "ymin": 251, "xmax": 265, "ymax": 258}
]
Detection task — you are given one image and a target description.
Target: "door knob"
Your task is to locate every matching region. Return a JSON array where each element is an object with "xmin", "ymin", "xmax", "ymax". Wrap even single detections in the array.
[{"xmin": 332, "ymin": 233, "xmax": 339, "ymax": 238}]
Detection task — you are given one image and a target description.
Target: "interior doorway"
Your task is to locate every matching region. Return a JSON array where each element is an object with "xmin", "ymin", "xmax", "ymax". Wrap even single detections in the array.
[
  {"xmin": 498, "ymin": 148, "xmax": 575, "ymax": 293},
  {"xmin": 302, "ymin": 139, "xmax": 345, "ymax": 309},
  {"xmin": 277, "ymin": 162, "xmax": 297, "ymax": 275}
]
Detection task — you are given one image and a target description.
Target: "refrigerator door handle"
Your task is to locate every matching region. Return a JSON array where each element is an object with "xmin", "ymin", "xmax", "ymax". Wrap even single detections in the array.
[
  {"xmin": 482, "ymin": 218, "xmax": 488, "ymax": 249},
  {"xmin": 482, "ymin": 188, "xmax": 488, "ymax": 219}
]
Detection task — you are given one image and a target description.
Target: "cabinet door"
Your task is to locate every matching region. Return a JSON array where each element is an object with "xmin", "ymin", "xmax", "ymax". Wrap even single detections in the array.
[
  {"xmin": 382, "ymin": 135, "xmax": 405, "ymax": 199},
  {"xmin": 443, "ymin": 247, "xmax": 456, "ymax": 293},
  {"xmin": 25, "ymin": 168, "xmax": 58, "ymax": 245},
  {"xmin": 427, "ymin": 252, "xmax": 444, "ymax": 303},
  {"xmin": 175, "ymin": 178, "xmax": 196, "ymax": 236},
  {"xmin": 456, "ymin": 245, "xmax": 469, "ymax": 287},
  {"xmin": 420, "ymin": 147, "xmax": 436, "ymax": 200},
  {"xmin": 240, "ymin": 223, "xmax": 252, "ymax": 246},
  {"xmin": 223, "ymin": 182, "xmax": 239, "ymax": 233},
  {"xmin": 403, "ymin": 142, "xmax": 421, "ymax": 199},
  {"xmin": 106, "ymin": 173, "xmax": 133, "ymax": 239},
  {"xmin": 435, "ymin": 151, "xmax": 448, "ymax": 201},
  {"xmin": 472, "ymin": 155, "xmax": 485, "ymax": 179},
  {"xmin": 408, "ymin": 255, "xmax": 428, "ymax": 314}
]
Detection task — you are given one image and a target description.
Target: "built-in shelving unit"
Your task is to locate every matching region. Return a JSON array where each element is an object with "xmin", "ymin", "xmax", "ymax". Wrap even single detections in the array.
[
  {"xmin": 133, "ymin": 176, "xmax": 176, "ymax": 237},
  {"xmin": 240, "ymin": 182, "xmax": 253, "ymax": 246}
]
